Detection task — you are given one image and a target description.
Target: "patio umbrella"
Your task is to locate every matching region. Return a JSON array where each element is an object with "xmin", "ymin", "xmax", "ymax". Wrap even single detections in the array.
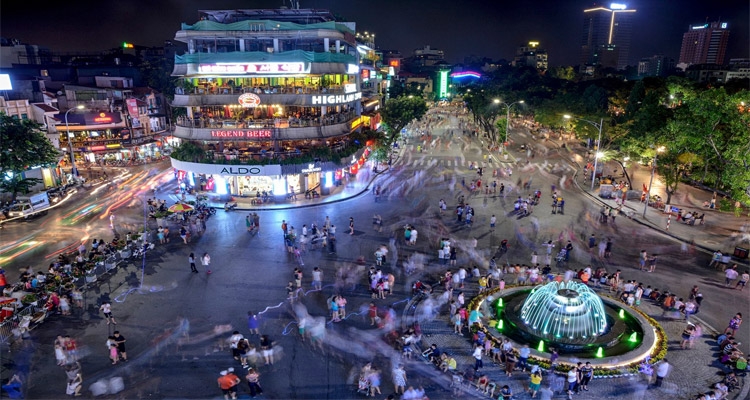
[{"xmin": 168, "ymin": 203, "xmax": 194, "ymax": 213}]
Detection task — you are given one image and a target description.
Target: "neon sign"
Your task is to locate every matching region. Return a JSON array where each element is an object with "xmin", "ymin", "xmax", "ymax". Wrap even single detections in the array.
[
  {"xmin": 198, "ymin": 62, "xmax": 309, "ymax": 74},
  {"xmin": 609, "ymin": 3, "xmax": 627, "ymax": 10},
  {"xmin": 301, "ymin": 164, "xmax": 322, "ymax": 173},
  {"xmin": 450, "ymin": 71, "xmax": 481, "ymax": 79},
  {"xmin": 93, "ymin": 113, "xmax": 113, "ymax": 123},
  {"xmin": 210, "ymin": 130, "xmax": 272, "ymax": 138},
  {"xmin": 311, "ymin": 92, "xmax": 362, "ymax": 105}
]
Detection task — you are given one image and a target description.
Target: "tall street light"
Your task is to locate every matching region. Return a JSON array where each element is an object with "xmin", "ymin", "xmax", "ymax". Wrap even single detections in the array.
[
  {"xmin": 564, "ymin": 115, "xmax": 603, "ymax": 190},
  {"xmin": 643, "ymin": 145, "xmax": 666, "ymax": 218},
  {"xmin": 64, "ymin": 105, "xmax": 85, "ymax": 183},
  {"xmin": 494, "ymin": 99, "xmax": 524, "ymax": 149}
]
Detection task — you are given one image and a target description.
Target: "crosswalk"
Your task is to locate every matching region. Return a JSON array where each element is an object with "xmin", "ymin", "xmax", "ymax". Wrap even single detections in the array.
[{"xmin": 394, "ymin": 157, "xmax": 576, "ymax": 175}]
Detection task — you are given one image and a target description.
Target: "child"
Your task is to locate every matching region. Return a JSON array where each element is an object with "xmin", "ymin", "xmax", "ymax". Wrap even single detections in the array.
[
  {"xmin": 109, "ymin": 343, "xmax": 119, "ymax": 365},
  {"xmin": 55, "ymin": 343, "xmax": 66, "ymax": 366}
]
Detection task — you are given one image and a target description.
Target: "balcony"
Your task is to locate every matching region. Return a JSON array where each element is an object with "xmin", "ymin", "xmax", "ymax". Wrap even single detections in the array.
[
  {"xmin": 173, "ymin": 111, "xmax": 357, "ymax": 141},
  {"xmin": 172, "ymin": 85, "xmax": 361, "ymax": 108}
]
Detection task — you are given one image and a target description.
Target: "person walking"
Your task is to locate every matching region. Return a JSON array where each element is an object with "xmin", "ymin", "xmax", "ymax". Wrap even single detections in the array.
[
  {"xmin": 99, "ymin": 302, "xmax": 117, "ymax": 325},
  {"xmin": 201, "ymin": 252, "xmax": 211, "ymax": 274},
  {"xmin": 392, "ymin": 364, "xmax": 407, "ymax": 395},
  {"xmin": 218, "ymin": 369, "xmax": 240, "ymax": 400},
  {"xmin": 349, "ymin": 217, "xmax": 355, "ymax": 235},
  {"xmin": 653, "ymin": 359, "xmax": 670, "ymax": 387},
  {"xmin": 736, "ymin": 270, "xmax": 749, "ymax": 291},
  {"xmin": 578, "ymin": 361, "xmax": 593, "ymax": 391},
  {"xmin": 528, "ymin": 370, "xmax": 543, "ymax": 399},
  {"xmin": 188, "ymin": 253, "xmax": 198, "ymax": 273},
  {"xmin": 245, "ymin": 368, "xmax": 263, "ymax": 398},
  {"xmin": 725, "ymin": 264, "xmax": 739, "ymax": 287},
  {"xmin": 112, "ymin": 331, "xmax": 127, "ymax": 362},
  {"xmin": 472, "ymin": 343, "xmax": 483, "ymax": 371}
]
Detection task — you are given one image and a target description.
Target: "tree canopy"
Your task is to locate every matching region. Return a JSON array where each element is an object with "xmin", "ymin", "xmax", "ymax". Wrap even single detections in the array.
[
  {"xmin": 380, "ymin": 96, "xmax": 427, "ymax": 146},
  {"xmin": 0, "ymin": 114, "xmax": 60, "ymax": 198}
]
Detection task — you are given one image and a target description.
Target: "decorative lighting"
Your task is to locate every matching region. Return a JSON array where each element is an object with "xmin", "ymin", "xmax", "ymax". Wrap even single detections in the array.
[
  {"xmin": 596, "ymin": 347, "xmax": 604, "ymax": 358},
  {"xmin": 629, "ymin": 332, "xmax": 638, "ymax": 343},
  {"xmin": 519, "ymin": 281, "xmax": 608, "ymax": 344},
  {"xmin": 537, "ymin": 340, "xmax": 545, "ymax": 352}
]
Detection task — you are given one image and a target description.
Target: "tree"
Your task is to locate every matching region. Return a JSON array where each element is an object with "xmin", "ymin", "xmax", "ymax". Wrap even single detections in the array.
[
  {"xmin": 0, "ymin": 114, "xmax": 60, "ymax": 200},
  {"xmin": 380, "ymin": 96, "xmax": 427, "ymax": 147}
]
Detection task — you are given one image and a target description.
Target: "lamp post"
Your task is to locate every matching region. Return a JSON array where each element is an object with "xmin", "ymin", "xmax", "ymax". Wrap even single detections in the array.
[
  {"xmin": 64, "ymin": 105, "xmax": 85, "ymax": 183},
  {"xmin": 493, "ymin": 99, "xmax": 524, "ymax": 149},
  {"xmin": 643, "ymin": 146, "xmax": 666, "ymax": 218},
  {"xmin": 564, "ymin": 115, "xmax": 603, "ymax": 190}
]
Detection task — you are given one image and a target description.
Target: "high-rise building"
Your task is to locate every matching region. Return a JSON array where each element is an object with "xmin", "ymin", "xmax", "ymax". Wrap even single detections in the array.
[
  {"xmin": 580, "ymin": 3, "xmax": 636, "ymax": 70},
  {"xmin": 514, "ymin": 41, "xmax": 548, "ymax": 71},
  {"xmin": 678, "ymin": 21, "xmax": 730, "ymax": 66}
]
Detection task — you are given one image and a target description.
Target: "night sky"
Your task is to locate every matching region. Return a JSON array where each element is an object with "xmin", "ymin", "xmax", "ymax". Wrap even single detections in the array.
[{"xmin": 1, "ymin": 0, "xmax": 748, "ymax": 66}]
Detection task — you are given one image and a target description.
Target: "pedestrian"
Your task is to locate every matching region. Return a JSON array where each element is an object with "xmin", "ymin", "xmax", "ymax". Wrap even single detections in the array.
[
  {"xmin": 680, "ymin": 322, "xmax": 696, "ymax": 349},
  {"xmin": 99, "ymin": 302, "xmax": 117, "ymax": 325},
  {"xmin": 311, "ymin": 267, "xmax": 323, "ymax": 291},
  {"xmin": 736, "ymin": 270, "xmax": 749, "ymax": 291},
  {"xmin": 724, "ymin": 313, "xmax": 742, "ymax": 336},
  {"xmin": 639, "ymin": 250, "xmax": 647, "ymax": 270},
  {"xmin": 112, "ymin": 331, "xmax": 127, "ymax": 362},
  {"xmin": 519, "ymin": 344, "xmax": 530, "ymax": 371},
  {"xmin": 653, "ymin": 359, "xmax": 670, "ymax": 387},
  {"xmin": 597, "ymin": 238, "xmax": 607, "ymax": 258},
  {"xmin": 218, "ymin": 369, "xmax": 241, "ymax": 400},
  {"xmin": 578, "ymin": 361, "xmax": 593, "ymax": 391},
  {"xmin": 281, "ymin": 220, "xmax": 288, "ymax": 237},
  {"xmin": 66, "ymin": 371, "xmax": 83, "ymax": 397},
  {"xmin": 490, "ymin": 215, "xmax": 496, "ymax": 231},
  {"xmin": 725, "ymin": 264, "xmax": 739, "ymax": 286},
  {"xmin": 349, "ymin": 217, "xmax": 355, "ymax": 235},
  {"xmin": 246, "ymin": 311, "xmax": 259, "ymax": 335},
  {"xmin": 566, "ymin": 367, "xmax": 579, "ymax": 396},
  {"xmin": 229, "ymin": 330, "xmax": 244, "ymax": 360},
  {"xmin": 260, "ymin": 334, "xmax": 274, "ymax": 365},
  {"xmin": 588, "ymin": 234, "xmax": 596, "ymax": 249},
  {"xmin": 648, "ymin": 254, "xmax": 658, "ymax": 272},
  {"xmin": 245, "ymin": 367, "xmax": 263, "ymax": 398},
  {"xmin": 55, "ymin": 341, "xmax": 67, "ymax": 366},
  {"xmin": 188, "ymin": 253, "xmax": 198, "ymax": 273},
  {"xmin": 109, "ymin": 342, "xmax": 119, "ymax": 365},
  {"xmin": 472, "ymin": 343, "xmax": 483, "ymax": 371},
  {"xmin": 528, "ymin": 370, "xmax": 543, "ymax": 398},
  {"xmin": 201, "ymin": 252, "xmax": 211, "ymax": 274},
  {"xmin": 409, "ymin": 228, "xmax": 418, "ymax": 246},
  {"xmin": 392, "ymin": 364, "xmax": 407, "ymax": 395},
  {"xmin": 504, "ymin": 349, "xmax": 517, "ymax": 377}
]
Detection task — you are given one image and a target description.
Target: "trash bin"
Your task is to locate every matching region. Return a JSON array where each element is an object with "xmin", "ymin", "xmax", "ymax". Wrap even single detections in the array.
[{"xmin": 733, "ymin": 246, "xmax": 749, "ymax": 259}]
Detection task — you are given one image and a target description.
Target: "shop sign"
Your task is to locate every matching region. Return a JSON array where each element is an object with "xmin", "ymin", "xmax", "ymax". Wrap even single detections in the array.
[
  {"xmin": 238, "ymin": 93, "xmax": 261, "ymax": 108},
  {"xmin": 220, "ymin": 167, "xmax": 262, "ymax": 175},
  {"xmin": 93, "ymin": 113, "xmax": 114, "ymax": 123},
  {"xmin": 311, "ymin": 92, "xmax": 362, "ymax": 105},
  {"xmin": 300, "ymin": 163, "xmax": 322, "ymax": 173},
  {"xmin": 210, "ymin": 130, "xmax": 272, "ymax": 138},
  {"xmin": 198, "ymin": 62, "xmax": 308, "ymax": 74}
]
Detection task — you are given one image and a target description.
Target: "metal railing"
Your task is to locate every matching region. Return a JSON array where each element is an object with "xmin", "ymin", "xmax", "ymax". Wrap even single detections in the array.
[{"xmin": 175, "ymin": 111, "xmax": 355, "ymax": 130}]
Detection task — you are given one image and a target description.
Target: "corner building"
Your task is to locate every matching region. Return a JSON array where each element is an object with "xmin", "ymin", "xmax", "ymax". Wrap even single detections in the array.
[{"xmin": 170, "ymin": 9, "xmax": 368, "ymax": 201}]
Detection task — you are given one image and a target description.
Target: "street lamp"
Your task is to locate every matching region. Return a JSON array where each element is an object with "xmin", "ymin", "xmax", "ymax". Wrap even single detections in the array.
[
  {"xmin": 564, "ymin": 115, "xmax": 603, "ymax": 190},
  {"xmin": 64, "ymin": 105, "xmax": 85, "ymax": 183},
  {"xmin": 493, "ymin": 99, "xmax": 524, "ymax": 149},
  {"xmin": 642, "ymin": 145, "xmax": 666, "ymax": 218}
]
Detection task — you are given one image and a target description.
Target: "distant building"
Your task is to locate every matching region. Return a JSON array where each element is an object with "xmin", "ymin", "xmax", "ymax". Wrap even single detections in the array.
[
  {"xmin": 685, "ymin": 64, "xmax": 750, "ymax": 84},
  {"xmin": 403, "ymin": 45, "xmax": 446, "ymax": 74},
  {"xmin": 513, "ymin": 41, "xmax": 548, "ymax": 71},
  {"xmin": 678, "ymin": 21, "xmax": 730, "ymax": 66},
  {"xmin": 637, "ymin": 55, "xmax": 674, "ymax": 77},
  {"xmin": 580, "ymin": 3, "xmax": 636, "ymax": 70}
]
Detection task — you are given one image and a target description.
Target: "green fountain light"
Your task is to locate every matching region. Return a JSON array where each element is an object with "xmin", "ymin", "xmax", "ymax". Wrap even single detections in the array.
[
  {"xmin": 496, "ymin": 320, "xmax": 504, "ymax": 331},
  {"xmin": 537, "ymin": 340, "xmax": 545, "ymax": 352},
  {"xmin": 596, "ymin": 347, "xmax": 604, "ymax": 358},
  {"xmin": 619, "ymin": 309, "xmax": 625, "ymax": 319},
  {"xmin": 629, "ymin": 332, "xmax": 638, "ymax": 343}
]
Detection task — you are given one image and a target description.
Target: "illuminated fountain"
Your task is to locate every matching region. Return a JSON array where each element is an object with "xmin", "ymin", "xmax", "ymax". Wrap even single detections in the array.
[
  {"xmin": 492, "ymin": 281, "xmax": 646, "ymax": 356},
  {"xmin": 519, "ymin": 281, "xmax": 607, "ymax": 344}
]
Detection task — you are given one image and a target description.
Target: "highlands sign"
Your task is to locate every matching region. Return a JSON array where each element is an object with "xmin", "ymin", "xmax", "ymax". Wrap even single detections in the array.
[{"xmin": 311, "ymin": 92, "xmax": 362, "ymax": 105}]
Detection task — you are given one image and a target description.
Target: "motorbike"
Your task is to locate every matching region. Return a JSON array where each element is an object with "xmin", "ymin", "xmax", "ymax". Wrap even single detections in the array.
[{"xmin": 224, "ymin": 202, "xmax": 238, "ymax": 211}]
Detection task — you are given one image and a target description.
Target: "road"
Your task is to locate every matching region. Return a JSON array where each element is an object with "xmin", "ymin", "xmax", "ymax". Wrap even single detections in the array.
[{"xmin": 2, "ymin": 105, "xmax": 747, "ymax": 399}]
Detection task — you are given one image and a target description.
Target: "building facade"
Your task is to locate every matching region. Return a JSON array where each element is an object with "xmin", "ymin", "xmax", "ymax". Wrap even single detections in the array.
[
  {"xmin": 580, "ymin": 3, "xmax": 636, "ymax": 70},
  {"xmin": 678, "ymin": 21, "xmax": 730, "ymax": 66},
  {"xmin": 513, "ymin": 42, "xmax": 548, "ymax": 71},
  {"xmin": 169, "ymin": 9, "xmax": 369, "ymax": 200}
]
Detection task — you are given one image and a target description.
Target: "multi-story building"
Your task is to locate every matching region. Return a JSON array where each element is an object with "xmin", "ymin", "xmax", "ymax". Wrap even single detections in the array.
[
  {"xmin": 580, "ymin": 3, "xmax": 636, "ymax": 70},
  {"xmin": 678, "ymin": 21, "xmax": 730, "ymax": 66},
  {"xmin": 169, "ymin": 8, "xmax": 369, "ymax": 200},
  {"xmin": 637, "ymin": 55, "xmax": 674, "ymax": 77},
  {"xmin": 513, "ymin": 42, "xmax": 548, "ymax": 71}
]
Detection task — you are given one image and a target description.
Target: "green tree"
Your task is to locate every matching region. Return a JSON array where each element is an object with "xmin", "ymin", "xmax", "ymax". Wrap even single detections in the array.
[
  {"xmin": 380, "ymin": 96, "xmax": 427, "ymax": 147},
  {"xmin": 0, "ymin": 114, "xmax": 60, "ymax": 200}
]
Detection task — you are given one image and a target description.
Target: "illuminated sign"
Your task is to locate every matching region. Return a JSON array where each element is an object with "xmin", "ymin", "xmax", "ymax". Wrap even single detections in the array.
[
  {"xmin": 344, "ymin": 83, "xmax": 357, "ymax": 93},
  {"xmin": 609, "ymin": 3, "xmax": 626, "ymax": 9},
  {"xmin": 311, "ymin": 92, "xmax": 362, "ymax": 105},
  {"xmin": 220, "ymin": 167, "xmax": 262, "ymax": 175},
  {"xmin": 301, "ymin": 163, "xmax": 322, "ymax": 173},
  {"xmin": 0, "ymin": 74, "xmax": 12, "ymax": 91},
  {"xmin": 389, "ymin": 60, "xmax": 400, "ymax": 67},
  {"xmin": 692, "ymin": 24, "xmax": 709, "ymax": 30},
  {"xmin": 361, "ymin": 69, "xmax": 370, "ymax": 81},
  {"xmin": 721, "ymin": 23, "xmax": 728, "ymax": 29},
  {"xmin": 93, "ymin": 113, "xmax": 113, "ymax": 123},
  {"xmin": 238, "ymin": 93, "xmax": 261, "ymax": 108},
  {"xmin": 438, "ymin": 70, "xmax": 448, "ymax": 99},
  {"xmin": 210, "ymin": 130, "xmax": 272, "ymax": 139},
  {"xmin": 198, "ymin": 62, "xmax": 309, "ymax": 74},
  {"xmin": 450, "ymin": 71, "xmax": 481, "ymax": 79},
  {"xmin": 347, "ymin": 64, "xmax": 360, "ymax": 74}
]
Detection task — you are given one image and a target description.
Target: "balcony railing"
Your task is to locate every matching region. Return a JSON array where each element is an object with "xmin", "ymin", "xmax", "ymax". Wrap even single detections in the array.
[
  {"xmin": 171, "ymin": 140, "xmax": 362, "ymax": 166},
  {"xmin": 176, "ymin": 85, "xmax": 350, "ymax": 96},
  {"xmin": 175, "ymin": 111, "xmax": 356, "ymax": 130}
]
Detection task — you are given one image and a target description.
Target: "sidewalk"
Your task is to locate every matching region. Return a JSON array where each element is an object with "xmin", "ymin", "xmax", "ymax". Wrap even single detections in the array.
[{"xmin": 559, "ymin": 143, "xmax": 749, "ymax": 267}]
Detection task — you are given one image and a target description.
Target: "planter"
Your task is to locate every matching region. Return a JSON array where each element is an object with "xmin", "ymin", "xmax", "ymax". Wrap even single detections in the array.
[
  {"xmin": 105, "ymin": 258, "xmax": 117, "ymax": 270},
  {"xmin": 119, "ymin": 249, "xmax": 132, "ymax": 259},
  {"xmin": 85, "ymin": 274, "xmax": 97, "ymax": 283}
]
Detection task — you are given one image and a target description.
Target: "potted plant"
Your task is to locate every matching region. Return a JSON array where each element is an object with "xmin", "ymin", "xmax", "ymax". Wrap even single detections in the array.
[{"xmin": 21, "ymin": 293, "xmax": 37, "ymax": 306}]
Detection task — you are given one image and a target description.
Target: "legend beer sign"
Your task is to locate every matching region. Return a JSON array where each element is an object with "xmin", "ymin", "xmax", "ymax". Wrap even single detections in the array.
[
  {"xmin": 198, "ymin": 62, "xmax": 309, "ymax": 74},
  {"xmin": 210, "ymin": 130, "xmax": 272, "ymax": 139}
]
